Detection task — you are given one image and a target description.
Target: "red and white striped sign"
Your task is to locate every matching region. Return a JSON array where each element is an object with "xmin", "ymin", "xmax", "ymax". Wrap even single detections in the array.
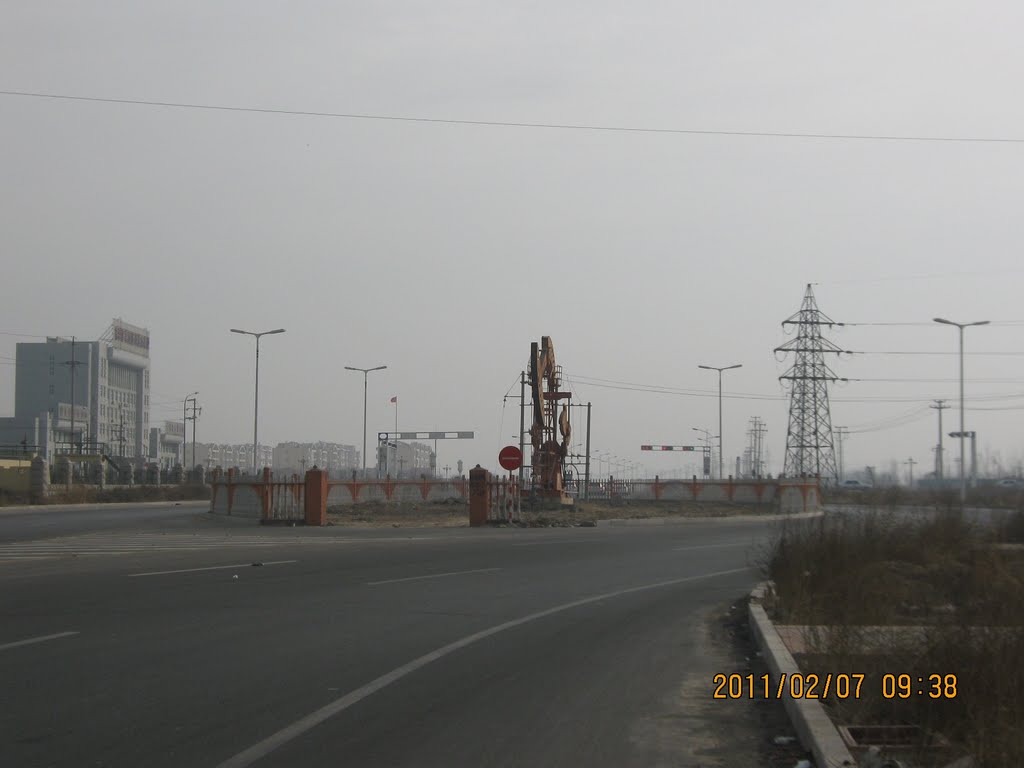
[{"xmin": 640, "ymin": 445, "xmax": 698, "ymax": 451}]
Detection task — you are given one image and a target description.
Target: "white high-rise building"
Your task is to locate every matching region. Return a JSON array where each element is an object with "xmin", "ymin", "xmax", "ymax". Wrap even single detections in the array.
[{"xmin": 0, "ymin": 319, "xmax": 157, "ymax": 462}]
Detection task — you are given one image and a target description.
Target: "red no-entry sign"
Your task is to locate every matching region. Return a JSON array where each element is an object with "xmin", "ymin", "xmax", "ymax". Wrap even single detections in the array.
[{"xmin": 498, "ymin": 445, "xmax": 523, "ymax": 471}]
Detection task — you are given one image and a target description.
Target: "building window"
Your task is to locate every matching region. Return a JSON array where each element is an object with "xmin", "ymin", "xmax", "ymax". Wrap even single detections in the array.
[{"xmin": 49, "ymin": 384, "xmax": 54, "ymax": 395}]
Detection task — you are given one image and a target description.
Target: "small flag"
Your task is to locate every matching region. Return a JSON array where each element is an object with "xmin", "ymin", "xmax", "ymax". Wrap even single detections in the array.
[{"xmin": 390, "ymin": 396, "xmax": 398, "ymax": 403}]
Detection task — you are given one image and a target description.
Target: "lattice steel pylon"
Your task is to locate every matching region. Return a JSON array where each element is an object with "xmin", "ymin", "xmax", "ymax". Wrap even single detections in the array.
[{"xmin": 775, "ymin": 284, "xmax": 845, "ymax": 484}]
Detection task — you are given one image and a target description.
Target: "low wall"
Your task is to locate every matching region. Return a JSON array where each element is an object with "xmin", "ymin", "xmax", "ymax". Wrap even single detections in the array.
[
  {"xmin": 0, "ymin": 466, "xmax": 31, "ymax": 494},
  {"xmin": 209, "ymin": 471, "xmax": 472, "ymax": 522},
  {"xmin": 208, "ymin": 468, "xmax": 304, "ymax": 520},
  {"xmin": 326, "ymin": 478, "xmax": 469, "ymax": 506},
  {"xmin": 586, "ymin": 477, "xmax": 821, "ymax": 512},
  {"xmin": 208, "ymin": 469, "xmax": 823, "ymax": 524}
]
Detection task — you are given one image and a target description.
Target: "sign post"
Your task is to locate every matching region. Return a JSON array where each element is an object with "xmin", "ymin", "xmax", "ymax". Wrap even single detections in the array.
[{"xmin": 498, "ymin": 446, "xmax": 523, "ymax": 520}]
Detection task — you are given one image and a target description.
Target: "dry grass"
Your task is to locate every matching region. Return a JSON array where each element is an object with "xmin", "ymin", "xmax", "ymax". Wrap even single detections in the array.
[{"xmin": 764, "ymin": 510, "xmax": 1024, "ymax": 767}]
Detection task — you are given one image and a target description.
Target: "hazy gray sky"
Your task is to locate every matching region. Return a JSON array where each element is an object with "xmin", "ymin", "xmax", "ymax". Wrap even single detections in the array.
[{"xmin": 3, "ymin": 2, "xmax": 1023, "ymax": 479}]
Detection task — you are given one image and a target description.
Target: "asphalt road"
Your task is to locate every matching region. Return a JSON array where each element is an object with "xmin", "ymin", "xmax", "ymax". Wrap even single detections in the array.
[
  {"xmin": 0, "ymin": 505, "xmax": 783, "ymax": 768},
  {"xmin": 0, "ymin": 500, "xmax": 212, "ymax": 543}
]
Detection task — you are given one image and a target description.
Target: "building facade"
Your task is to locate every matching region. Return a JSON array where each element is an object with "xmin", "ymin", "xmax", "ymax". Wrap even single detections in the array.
[
  {"xmin": 376, "ymin": 441, "xmax": 434, "ymax": 478},
  {"xmin": 149, "ymin": 421, "xmax": 186, "ymax": 470},
  {"xmin": 3, "ymin": 319, "xmax": 151, "ymax": 462}
]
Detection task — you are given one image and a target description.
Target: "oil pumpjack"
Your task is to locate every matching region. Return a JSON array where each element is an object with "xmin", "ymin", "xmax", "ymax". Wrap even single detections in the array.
[{"xmin": 528, "ymin": 336, "xmax": 574, "ymax": 504}]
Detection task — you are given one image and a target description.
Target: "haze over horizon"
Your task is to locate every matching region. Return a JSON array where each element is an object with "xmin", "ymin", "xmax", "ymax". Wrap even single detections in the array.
[{"xmin": 3, "ymin": 2, "xmax": 1023, "ymax": 480}]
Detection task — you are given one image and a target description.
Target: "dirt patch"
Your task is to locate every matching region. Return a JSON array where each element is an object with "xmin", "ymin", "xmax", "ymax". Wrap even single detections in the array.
[
  {"xmin": 327, "ymin": 499, "xmax": 470, "ymax": 527},
  {"xmin": 325, "ymin": 498, "xmax": 771, "ymax": 528},
  {"xmin": 630, "ymin": 596, "xmax": 813, "ymax": 767}
]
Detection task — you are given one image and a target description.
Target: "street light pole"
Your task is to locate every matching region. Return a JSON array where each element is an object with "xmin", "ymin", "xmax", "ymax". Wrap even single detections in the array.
[
  {"xmin": 698, "ymin": 363, "xmax": 742, "ymax": 479},
  {"xmin": 344, "ymin": 365, "xmax": 387, "ymax": 475},
  {"xmin": 230, "ymin": 328, "xmax": 286, "ymax": 474},
  {"xmin": 933, "ymin": 318, "xmax": 989, "ymax": 509}
]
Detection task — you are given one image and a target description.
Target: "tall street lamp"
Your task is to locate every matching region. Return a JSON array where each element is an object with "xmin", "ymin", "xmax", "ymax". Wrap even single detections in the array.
[
  {"xmin": 698, "ymin": 364, "xmax": 742, "ymax": 480},
  {"xmin": 933, "ymin": 317, "xmax": 989, "ymax": 508},
  {"xmin": 344, "ymin": 365, "xmax": 387, "ymax": 475},
  {"xmin": 230, "ymin": 328, "xmax": 286, "ymax": 474}
]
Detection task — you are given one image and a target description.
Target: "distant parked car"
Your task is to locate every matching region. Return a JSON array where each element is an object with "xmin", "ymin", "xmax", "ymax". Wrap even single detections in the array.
[
  {"xmin": 839, "ymin": 479, "xmax": 873, "ymax": 491},
  {"xmin": 996, "ymin": 478, "xmax": 1022, "ymax": 488}
]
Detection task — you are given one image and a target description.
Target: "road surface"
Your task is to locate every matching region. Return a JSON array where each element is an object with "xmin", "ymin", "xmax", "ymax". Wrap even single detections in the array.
[{"xmin": 0, "ymin": 504, "xmax": 784, "ymax": 767}]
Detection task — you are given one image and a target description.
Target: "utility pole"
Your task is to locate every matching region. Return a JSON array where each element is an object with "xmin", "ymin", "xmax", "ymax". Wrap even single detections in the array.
[
  {"xmin": 519, "ymin": 371, "xmax": 526, "ymax": 490},
  {"xmin": 584, "ymin": 401, "xmax": 592, "ymax": 499},
  {"xmin": 184, "ymin": 396, "xmax": 200, "ymax": 474},
  {"xmin": 834, "ymin": 426, "xmax": 849, "ymax": 482},
  {"xmin": 905, "ymin": 457, "xmax": 917, "ymax": 487},
  {"xmin": 755, "ymin": 418, "xmax": 767, "ymax": 477},
  {"xmin": 745, "ymin": 417, "xmax": 768, "ymax": 478},
  {"xmin": 62, "ymin": 336, "xmax": 83, "ymax": 456},
  {"xmin": 930, "ymin": 400, "xmax": 949, "ymax": 482}
]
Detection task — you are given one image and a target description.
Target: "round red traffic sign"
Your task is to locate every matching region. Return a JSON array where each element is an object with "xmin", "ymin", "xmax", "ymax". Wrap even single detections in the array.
[{"xmin": 498, "ymin": 445, "xmax": 523, "ymax": 471}]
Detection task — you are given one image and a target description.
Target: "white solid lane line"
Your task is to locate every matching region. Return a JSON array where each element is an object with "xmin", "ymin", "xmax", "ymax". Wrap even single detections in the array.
[
  {"xmin": 215, "ymin": 565, "xmax": 750, "ymax": 768},
  {"xmin": 366, "ymin": 567, "xmax": 501, "ymax": 586},
  {"xmin": 509, "ymin": 539, "xmax": 599, "ymax": 547},
  {"xmin": 672, "ymin": 543, "xmax": 750, "ymax": 551},
  {"xmin": 128, "ymin": 560, "xmax": 299, "ymax": 577},
  {"xmin": 0, "ymin": 631, "xmax": 80, "ymax": 653}
]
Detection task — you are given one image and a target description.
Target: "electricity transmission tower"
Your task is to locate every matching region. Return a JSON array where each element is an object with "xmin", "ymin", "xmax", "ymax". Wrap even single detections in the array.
[{"xmin": 775, "ymin": 284, "xmax": 846, "ymax": 484}]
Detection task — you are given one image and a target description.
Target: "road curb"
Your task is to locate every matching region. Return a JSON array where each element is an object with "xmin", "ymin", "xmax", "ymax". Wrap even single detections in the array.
[
  {"xmin": 605, "ymin": 510, "xmax": 824, "ymax": 526},
  {"xmin": 0, "ymin": 500, "xmax": 210, "ymax": 514},
  {"xmin": 748, "ymin": 582, "xmax": 856, "ymax": 768}
]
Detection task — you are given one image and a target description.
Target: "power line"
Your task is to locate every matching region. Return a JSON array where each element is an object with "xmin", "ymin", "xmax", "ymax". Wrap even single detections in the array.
[
  {"xmin": 856, "ymin": 350, "xmax": 1024, "ymax": 356},
  {"xmin": 841, "ymin": 321, "xmax": 1024, "ymax": 327},
  {"xmin": 820, "ymin": 270, "xmax": 1024, "ymax": 285},
  {"xmin": 4, "ymin": 89, "xmax": 1024, "ymax": 144},
  {"xmin": 570, "ymin": 375, "xmax": 1024, "ymax": 405},
  {"xmin": 0, "ymin": 330, "xmax": 50, "ymax": 338}
]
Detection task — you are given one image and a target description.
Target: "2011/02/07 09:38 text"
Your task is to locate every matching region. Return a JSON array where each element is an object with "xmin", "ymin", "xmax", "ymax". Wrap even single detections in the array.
[{"xmin": 712, "ymin": 673, "xmax": 959, "ymax": 700}]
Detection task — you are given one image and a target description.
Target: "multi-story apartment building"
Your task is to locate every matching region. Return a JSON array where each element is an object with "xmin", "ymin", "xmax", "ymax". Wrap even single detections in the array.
[
  {"xmin": 272, "ymin": 442, "xmax": 359, "ymax": 475},
  {"xmin": 190, "ymin": 443, "xmax": 273, "ymax": 474}
]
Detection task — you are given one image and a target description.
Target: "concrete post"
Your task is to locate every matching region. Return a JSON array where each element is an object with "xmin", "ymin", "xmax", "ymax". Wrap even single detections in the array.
[
  {"xmin": 30, "ymin": 456, "xmax": 49, "ymax": 500},
  {"xmin": 469, "ymin": 464, "xmax": 490, "ymax": 527},
  {"xmin": 304, "ymin": 466, "xmax": 328, "ymax": 526}
]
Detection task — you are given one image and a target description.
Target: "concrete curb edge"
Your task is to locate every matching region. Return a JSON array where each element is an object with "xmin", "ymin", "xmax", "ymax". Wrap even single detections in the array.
[
  {"xmin": 0, "ymin": 499, "xmax": 210, "ymax": 514},
  {"xmin": 748, "ymin": 581, "xmax": 857, "ymax": 768},
  {"xmin": 605, "ymin": 510, "xmax": 825, "ymax": 526}
]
